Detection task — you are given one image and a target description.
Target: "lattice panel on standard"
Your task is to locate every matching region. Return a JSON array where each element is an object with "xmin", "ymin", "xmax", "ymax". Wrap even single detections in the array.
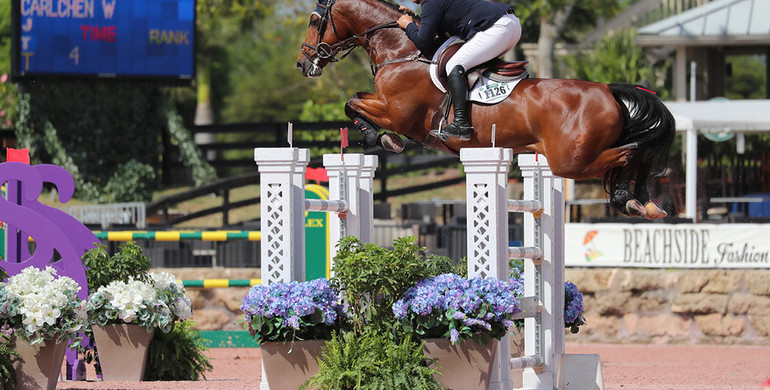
[
  {"xmin": 471, "ymin": 183, "xmax": 491, "ymax": 278},
  {"xmin": 265, "ymin": 183, "xmax": 287, "ymax": 282}
]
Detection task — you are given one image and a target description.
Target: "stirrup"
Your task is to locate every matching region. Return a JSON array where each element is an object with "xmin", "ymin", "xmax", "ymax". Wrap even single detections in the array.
[{"xmin": 431, "ymin": 121, "xmax": 472, "ymax": 141}]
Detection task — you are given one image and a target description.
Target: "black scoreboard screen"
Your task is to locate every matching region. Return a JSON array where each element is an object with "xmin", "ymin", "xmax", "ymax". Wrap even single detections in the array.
[{"xmin": 12, "ymin": 0, "xmax": 195, "ymax": 81}]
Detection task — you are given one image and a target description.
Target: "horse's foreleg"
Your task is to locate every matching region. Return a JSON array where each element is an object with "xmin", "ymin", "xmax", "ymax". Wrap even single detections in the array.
[{"xmin": 345, "ymin": 93, "xmax": 404, "ymax": 153}]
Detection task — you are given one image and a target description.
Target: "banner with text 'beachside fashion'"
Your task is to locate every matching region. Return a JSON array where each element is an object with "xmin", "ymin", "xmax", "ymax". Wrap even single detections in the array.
[{"xmin": 565, "ymin": 223, "xmax": 770, "ymax": 269}]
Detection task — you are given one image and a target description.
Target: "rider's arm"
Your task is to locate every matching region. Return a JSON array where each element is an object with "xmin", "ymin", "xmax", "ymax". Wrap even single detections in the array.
[{"xmin": 404, "ymin": 0, "xmax": 441, "ymax": 54}]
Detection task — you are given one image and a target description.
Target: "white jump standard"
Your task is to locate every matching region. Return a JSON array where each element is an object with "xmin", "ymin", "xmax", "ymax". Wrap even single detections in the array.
[{"xmin": 461, "ymin": 147, "xmax": 603, "ymax": 390}]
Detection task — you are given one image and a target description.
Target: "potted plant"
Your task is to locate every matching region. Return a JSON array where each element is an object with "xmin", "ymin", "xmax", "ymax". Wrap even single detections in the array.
[
  {"xmin": 306, "ymin": 236, "xmax": 460, "ymax": 390},
  {"xmin": 0, "ymin": 266, "xmax": 86, "ymax": 390},
  {"xmin": 86, "ymin": 271, "xmax": 192, "ymax": 381},
  {"xmin": 81, "ymin": 242, "xmax": 211, "ymax": 381},
  {"xmin": 241, "ymin": 277, "xmax": 348, "ymax": 390},
  {"xmin": 393, "ymin": 272, "xmax": 522, "ymax": 390}
]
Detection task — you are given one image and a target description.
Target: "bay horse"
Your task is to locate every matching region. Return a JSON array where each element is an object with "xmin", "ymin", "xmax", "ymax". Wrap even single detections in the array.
[{"xmin": 296, "ymin": 0, "xmax": 676, "ymax": 219}]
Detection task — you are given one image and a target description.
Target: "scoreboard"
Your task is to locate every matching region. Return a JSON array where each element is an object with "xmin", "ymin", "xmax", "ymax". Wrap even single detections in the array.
[{"xmin": 11, "ymin": 0, "xmax": 195, "ymax": 81}]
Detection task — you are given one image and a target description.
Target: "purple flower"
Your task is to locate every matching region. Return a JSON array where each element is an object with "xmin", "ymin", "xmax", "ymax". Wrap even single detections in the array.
[
  {"xmin": 393, "ymin": 273, "xmax": 522, "ymax": 344},
  {"xmin": 240, "ymin": 278, "xmax": 347, "ymax": 342},
  {"xmin": 564, "ymin": 281, "xmax": 585, "ymax": 329}
]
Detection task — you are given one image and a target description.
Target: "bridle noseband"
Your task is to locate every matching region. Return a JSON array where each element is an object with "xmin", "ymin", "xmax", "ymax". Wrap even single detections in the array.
[{"xmin": 301, "ymin": 0, "xmax": 399, "ymax": 65}]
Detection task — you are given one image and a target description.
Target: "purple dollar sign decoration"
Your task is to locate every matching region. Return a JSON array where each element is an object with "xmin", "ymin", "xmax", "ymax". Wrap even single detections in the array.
[{"xmin": 0, "ymin": 162, "xmax": 95, "ymax": 300}]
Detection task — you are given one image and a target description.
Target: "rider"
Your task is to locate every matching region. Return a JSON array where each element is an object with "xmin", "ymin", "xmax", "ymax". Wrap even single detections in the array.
[{"xmin": 397, "ymin": 0, "xmax": 521, "ymax": 141}]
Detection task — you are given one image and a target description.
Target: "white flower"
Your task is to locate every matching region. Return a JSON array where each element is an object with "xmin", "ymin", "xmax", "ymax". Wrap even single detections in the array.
[
  {"xmin": 1, "ymin": 266, "xmax": 85, "ymax": 341},
  {"xmin": 86, "ymin": 271, "xmax": 193, "ymax": 333},
  {"xmin": 173, "ymin": 296, "xmax": 193, "ymax": 320}
]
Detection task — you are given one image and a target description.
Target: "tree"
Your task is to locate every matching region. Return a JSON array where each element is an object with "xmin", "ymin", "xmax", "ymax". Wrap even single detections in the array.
[
  {"xmin": 195, "ymin": 0, "xmax": 276, "ymax": 125},
  {"xmin": 560, "ymin": 29, "xmax": 667, "ymax": 94},
  {"xmin": 222, "ymin": 14, "xmax": 372, "ymax": 123},
  {"xmin": 508, "ymin": 0, "xmax": 627, "ymax": 78},
  {"xmin": 725, "ymin": 55, "xmax": 767, "ymax": 100}
]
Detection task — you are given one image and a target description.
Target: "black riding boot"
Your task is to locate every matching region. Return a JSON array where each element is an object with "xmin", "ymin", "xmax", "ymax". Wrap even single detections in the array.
[{"xmin": 440, "ymin": 65, "xmax": 473, "ymax": 141}]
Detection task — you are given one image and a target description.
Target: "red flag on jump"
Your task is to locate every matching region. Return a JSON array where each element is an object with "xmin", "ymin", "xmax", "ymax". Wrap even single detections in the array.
[
  {"xmin": 340, "ymin": 127, "xmax": 349, "ymax": 149},
  {"xmin": 7, "ymin": 148, "xmax": 30, "ymax": 164}
]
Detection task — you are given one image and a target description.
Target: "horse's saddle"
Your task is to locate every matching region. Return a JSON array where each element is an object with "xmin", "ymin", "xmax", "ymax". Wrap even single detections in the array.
[{"xmin": 429, "ymin": 36, "xmax": 529, "ymax": 105}]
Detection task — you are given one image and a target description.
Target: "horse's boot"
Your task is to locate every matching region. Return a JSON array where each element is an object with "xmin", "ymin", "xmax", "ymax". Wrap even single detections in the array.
[
  {"xmin": 354, "ymin": 115, "xmax": 404, "ymax": 152},
  {"xmin": 439, "ymin": 65, "xmax": 473, "ymax": 141},
  {"xmin": 354, "ymin": 116, "xmax": 381, "ymax": 146}
]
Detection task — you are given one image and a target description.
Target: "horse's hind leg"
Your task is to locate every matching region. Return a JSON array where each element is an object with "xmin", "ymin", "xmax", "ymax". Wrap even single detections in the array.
[
  {"xmin": 632, "ymin": 161, "xmax": 668, "ymax": 219},
  {"xmin": 609, "ymin": 159, "xmax": 667, "ymax": 220}
]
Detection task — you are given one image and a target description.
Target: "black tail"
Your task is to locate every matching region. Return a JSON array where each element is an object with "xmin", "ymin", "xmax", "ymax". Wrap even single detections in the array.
[{"xmin": 605, "ymin": 83, "xmax": 676, "ymax": 202}]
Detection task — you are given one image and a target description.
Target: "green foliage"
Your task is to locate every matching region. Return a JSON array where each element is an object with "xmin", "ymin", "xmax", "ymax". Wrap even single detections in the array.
[
  {"xmin": 0, "ymin": 73, "xmax": 17, "ymax": 130},
  {"xmin": 725, "ymin": 55, "xmax": 767, "ymax": 99},
  {"xmin": 331, "ymin": 236, "xmax": 456, "ymax": 334},
  {"xmin": 164, "ymin": 100, "xmax": 217, "ymax": 186},
  {"xmin": 0, "ymin": 265, "xmax": 6, "ymax": 282},
  {"xmin": 299, "ymin": 100, "xmax": 348, "ymax": 121},
  {"xmin": 15, "ymin": 80, "xmax": 159, "ymax": 202},
  {"xmin": 504, "ymin": 0, "xmax": 626, "ymax": 45},
  {"xmin": 0, "ymin": 336, "xmax": 18, "ymax": 390},
  {"xmin": 562, "ymin": 30, "xmax": 651, "ymax": 82},
  {"xmin": 222, "ymin": 12, "xmax": 372, "ymax": 123},
  {"xmin": 144, "ymin": 320, "xmax": 213, "ymax": 381},
  {"xmin": 81, "ymin": 242, "xmax": 152, "ymax": 292},
  {"xmin": 0, "ymin": 0, "xmax": 11, "ymax": 74},
  {"xmin": 103, "ymin": 160, "xmax": 157, "ymax": 203},
  {"xmin": 305, "ymin": 330, "xmax": 441, "ymax": 390},
  {"xmin": 308, "ymin": 237, "xmax": 457, "ymax": 389}
]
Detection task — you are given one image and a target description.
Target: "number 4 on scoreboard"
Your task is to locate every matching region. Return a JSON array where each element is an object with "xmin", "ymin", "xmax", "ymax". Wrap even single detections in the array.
[{"xmin": 69, "ymin": 46, "xmax": 79, "ymax": 65}]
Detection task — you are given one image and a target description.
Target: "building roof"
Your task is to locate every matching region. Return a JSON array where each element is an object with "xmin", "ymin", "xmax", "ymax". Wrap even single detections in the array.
[
  {"xmin": 637, "ymin": 0, "xmax": 770, "ymax": 46},
  {"xmin": 665, "ymin": 100, "xmax": 770, "ymax": 132}
]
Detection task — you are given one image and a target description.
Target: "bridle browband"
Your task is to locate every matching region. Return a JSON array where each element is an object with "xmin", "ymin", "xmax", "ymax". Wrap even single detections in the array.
[{"xmin": 301, "ymin": 0, "xmax": 427, "ymax": 72}]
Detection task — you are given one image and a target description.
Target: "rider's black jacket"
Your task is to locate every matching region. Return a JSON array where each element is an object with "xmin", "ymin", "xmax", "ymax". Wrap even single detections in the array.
[{"xmin": 404, "ymin": 0, "xmax": 511, "ymax": 55}]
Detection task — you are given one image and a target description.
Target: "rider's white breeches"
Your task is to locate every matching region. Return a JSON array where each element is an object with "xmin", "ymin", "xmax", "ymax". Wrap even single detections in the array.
[{"xmin": 446, "ymin": 13, "xmax": 522, "ymax": 73}]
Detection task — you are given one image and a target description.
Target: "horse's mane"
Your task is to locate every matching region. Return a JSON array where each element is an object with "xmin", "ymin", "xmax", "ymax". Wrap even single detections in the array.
[
  {"xmin": 363, "ymin": 0, "xmax": 420, "ymax": 21},
  {"xmin": 372, "ymin": 0, "xmax": 401, "ymax": 13}
]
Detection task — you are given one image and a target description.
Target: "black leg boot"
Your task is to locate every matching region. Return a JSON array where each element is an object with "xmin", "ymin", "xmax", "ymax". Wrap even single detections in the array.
[{"xmin": 440, "ymin": 65, "xmax": 473, "ymax": 141}]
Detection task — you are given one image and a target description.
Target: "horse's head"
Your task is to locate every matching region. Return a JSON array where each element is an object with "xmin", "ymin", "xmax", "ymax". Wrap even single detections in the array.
[
  {"xmin": 297, "ymin": 0, "xmax": 403, "ymax": 78},
  {"xmin": 297, "ymin": 0, "xmax": 348, "ymax": 78}
]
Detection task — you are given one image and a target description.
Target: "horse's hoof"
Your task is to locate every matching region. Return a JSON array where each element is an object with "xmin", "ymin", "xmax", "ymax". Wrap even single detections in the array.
[
  {"xmin": 625, "ymin": 199, "xmax": 647, "ymax": 217},
  {"xmin": 380, "ymin": 132, "xmax": 404, "ymax": 153},
  {"xmin": 644, "ymin": 202, "xmax": 668, "ymax": 219}
]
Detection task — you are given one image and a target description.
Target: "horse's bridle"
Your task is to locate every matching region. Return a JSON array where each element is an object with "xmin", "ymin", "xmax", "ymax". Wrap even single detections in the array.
[{"xmin": 301, "ymin": 0, "xmax": 399, "ymax": 66}]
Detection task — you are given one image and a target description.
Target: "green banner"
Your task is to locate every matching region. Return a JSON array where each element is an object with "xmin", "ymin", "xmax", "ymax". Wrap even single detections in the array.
[{"xmin": 305, "ymin": 184, "xmax": 330, "ymax": 280}]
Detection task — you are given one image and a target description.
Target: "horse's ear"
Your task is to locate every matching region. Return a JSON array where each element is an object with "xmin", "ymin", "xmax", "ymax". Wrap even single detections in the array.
[{"xmin": 313, "ymin": 0, "xmax": 330, "ymax": 16}]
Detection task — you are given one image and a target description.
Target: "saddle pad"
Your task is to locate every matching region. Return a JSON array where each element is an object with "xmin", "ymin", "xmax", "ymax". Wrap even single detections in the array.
[{"xmin": 468, "ymin": 72, "xmax": 526, "ymax": 104}]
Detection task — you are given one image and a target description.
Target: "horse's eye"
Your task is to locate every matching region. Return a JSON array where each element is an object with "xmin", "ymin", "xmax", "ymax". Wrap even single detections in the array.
[{"xmin": 309, "ymin": 15, "xmax": 320, "ymax": 28}]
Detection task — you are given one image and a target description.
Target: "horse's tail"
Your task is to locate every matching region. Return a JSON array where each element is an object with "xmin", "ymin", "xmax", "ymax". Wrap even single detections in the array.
[{"xmin": 605, "ymin": 83, "xmax": 676, "ymax": 196}]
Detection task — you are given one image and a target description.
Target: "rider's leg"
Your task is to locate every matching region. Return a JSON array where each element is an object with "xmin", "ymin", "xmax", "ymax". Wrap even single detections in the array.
[
  {"xmin": 446, "ymin": 14, "xmax": 521, "ymax": 71},
  {"xmin": 441, "ymin": 14, "xmax": 521, "ymax": 141},
  {"xmin": 440, "ymin": 65, "xmax": 473, "ymax": 140}
]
